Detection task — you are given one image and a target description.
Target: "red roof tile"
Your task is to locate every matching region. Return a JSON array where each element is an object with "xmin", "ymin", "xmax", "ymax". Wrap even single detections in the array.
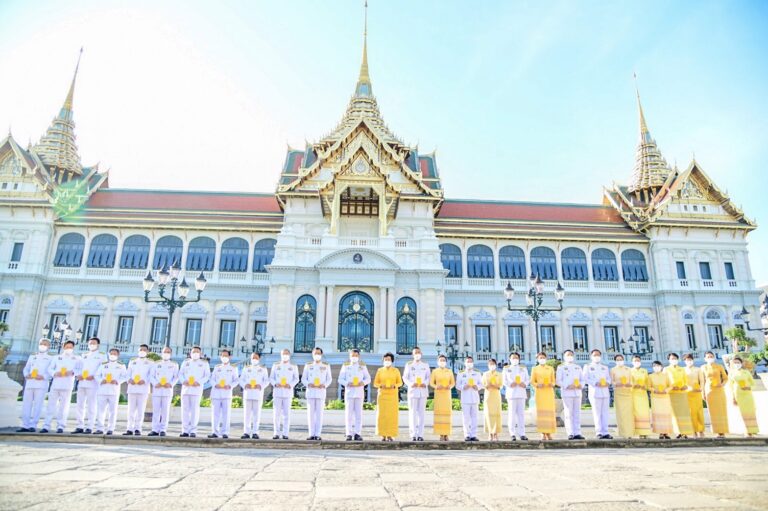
[
  {"xmin": 86, "ymin": 190, "xmax": 282, "ymax": 213},
  {"xmin": 438, "ymin": 200, "xmax": 625, "ymax": 224}
]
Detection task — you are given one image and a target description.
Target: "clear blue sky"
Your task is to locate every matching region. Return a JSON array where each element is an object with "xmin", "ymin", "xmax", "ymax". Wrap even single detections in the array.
[{"xmin": 1, "ymin": 0, "xmax": 766, "ymax": 284}]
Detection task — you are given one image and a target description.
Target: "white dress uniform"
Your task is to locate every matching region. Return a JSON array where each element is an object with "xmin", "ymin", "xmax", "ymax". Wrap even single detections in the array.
[
  {"xmin": 556, "ymin": 362, "xmax": 584, "ymax": 437},
  {"xmin": 402, "ymin": 360, "xmax": 431, "ymax": 439},
  {"xmin": 502, "ymin": 363, "xmax": 529, "ymax": 438},
  {"xmin": 20, "ymin": 352, "xmax": 53, "ymax": 430},
  {"xmin": 178, "ymin": 358, "xmax": 211, "ymax": 436},
  {"xmin": 582, "ymin": 361, "xmax": 612, "ymax": 436},
  {"xmin": 75, "ymin": 349, "xmax": 108, "ymax": 431},
  {"xmin": 126, "ymin": 356, "xmax": 155, "ymax": 433},
  {"xmin": 149, "ymin": 359, "xmax": 179, "ymax": 434},
  {"xmin": 95, "ymin": 360, "xmax": 127, "ymax": 433},
  {"xmin": 456, "ymin": 368, "xmax": 484, "ymax": 439},
  {"xmin": 43, "ymin": 352, "xmax": 81, "ymax": 431},
  {"xmin": 239, "ymin": 363, "xmax": 270, "ymax": 437},
  {"xmin": 210, "ymin": 363, "xmax": 239, "ymax": 437},
  {"xmin": 301, "ymin": 361, "xmax": 333, "ymax": 438},
  {"xmin": 337, "ymin": 360, "xmax": 371, "ymax": 437},
  {"xmin": 269, "ymin": 361, "xmax": 299, "ymax": 437}
]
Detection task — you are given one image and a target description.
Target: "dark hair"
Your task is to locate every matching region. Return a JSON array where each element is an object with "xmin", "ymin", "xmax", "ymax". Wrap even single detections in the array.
[
  {"xmin": 590, "ymin": 349, "xmax": 602, "ymax": 356},
  {"xmin": 412, "ymin": 346, "xmax": 421, "ymax": 352},
  {"xmin": 350, "ymin": 348, "xmax": 360, "ymax": 355},
  {"xmin": 510, "ymin": 352, "xmax": 521, "ymax": 359},
  {"xmin": 110, "ymin": 348, "xmax": 120, "ymax": 355},
  {"xmin": 488, "ymin": 358, "xmax": 497, "ymax": 365},
  {"xmin": 668, "ymin": 352, "xmax": 679, "ymax": 360},
  {"xmin": 683, "ymin": 353, "xmax": 694, "ymax": 361},
  {"xmin": 652, "ymin": 360, "xmax": 662, "ymax": 366},
  {"xmin": 536, "ymin": 352, "xmax": 547, "ymax": 359},
  {"xmin": 383, "ymin": 352, "xmax": 394, "ymax": 362},
  {"xmin": 465, "ymin": 355, "xmax": 474, "ymax": 362},
  {"xmin": 314, "ymin": 346, "xmax": 323, "ymax": 353},
  {"xmin": 139, "ymin": 344, "xmax": 149, "ymax": 351},
  {"xmin": 88, "ymin": 337, "xmax": 101, "ymax": 344},
  {"xmin": 614, "ymin": 354, "xmax": 624, "ymax": 361},
  {"xmin": 632, "ymin": 355, "xmax": 641, "ymax": 361},
  {"xmin": 191, "ymin": 346, "xmax": 201, "ymax": 352},
  {"xmin": 733, "ymin": 356, "xmax": 743, "ymax": 363},
  {"xmin": 705, "ymin": 351, "xmax": 715, "ymax": 357},
  {"xmin": 563, "ymin": 349, "xmax": 574, "ymax": 356},
  {"xmin": 63, "ymin": 340, "xmax": 75, "ymax": 348},
  {"xmin": 251, "ymin": 352, "xmax": 260, "ymax": 358},
  {"xmin": 438, "ymin": 354, "xmax": 447, "ymax": 361},
  {"xmin": 220, "ymin": 349, "xmax": 231, "ymax": 356}
]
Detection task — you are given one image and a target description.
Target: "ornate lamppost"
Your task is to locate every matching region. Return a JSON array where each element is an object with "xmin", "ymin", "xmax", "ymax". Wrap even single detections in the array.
[
  {"xmin": 239, "ymin": 333, "xmax": 276, "ymax": 356},
  {"xmin": 620, "ymin": 333, "xmax": 655, "ymax": 357},
  {"xmin": 42, "ymin": 318, "xmax": 82, "ymax": 353},
  {"xmin": 142, "ymin": 261, "xmax": 207, "ymax": 348},
  {"xmin": 739, "ymin": 305, "xmax": 768, "ymax": 335},
  {"xmin": 435, "ymin": 337, "xmax": 470, "ymax": 371},
  {"xmin": 503, "ymin": 274, "xmax": 565, "ymax": 353}
]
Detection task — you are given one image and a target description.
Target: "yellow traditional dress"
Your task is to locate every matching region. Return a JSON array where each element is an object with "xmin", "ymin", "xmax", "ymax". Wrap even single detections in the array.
[
  {"xmin": 429, "ymin": 367, "xmax": 455, "ymax": 436},
  {"xmin": 530, "ymin": 364, "xmax": 556, "ymax": 433},
  {"xmin": 482, "ymin": 370, "xmax": 502, "ymax": 434},
  {"xmin": 648, "ymin": 371, "xmax": 673, "ymax": 434},
  {"xmin": 630, "ymin": 366, "xmax": 651, "ymax": 436},
  {"xmin": 685, "ymin": 365, "xmax": 705, "ymax": 434},
  {"xmin": 663, "ymin": 365, "xmax": 694, "ymax": 436},
  {"xmin": 702, "ymin": 363, "xmax": 728, "ymax": 435},
  {"xmin": 730, "ymin": 368, "xmax": 758, "ymax": 434},
  {"xmin": 610, "ymin": 365, "xmax": 634, "ymax": 437},
  {"xmin": 374, "ymin": 366, "xmax": 403, "ymax": 438}
]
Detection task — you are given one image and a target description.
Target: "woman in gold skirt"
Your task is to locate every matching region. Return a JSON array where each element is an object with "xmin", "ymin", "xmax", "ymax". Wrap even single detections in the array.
[
  {"xmin": 729, "ymin": 356, "xmax": 758, "ymax": 437},
  {"xmin": 701, "ymin": 351, "xmax": 728, "ymax": 438},
  {"xmin": 530, "ymin": 352, "xmax": 556, "ymax": 441},
  {"xmin": 630, "ymin": 356, "xmax": 651, "ymax": 438},
  {"xmin": 429, "ymin": 354, "xmax": 455, "ymax": 441},
  {"xmin": 373, "ymin": 352, "xmax": 402, "ymax": 442},
  {"xmin": 663, "ymin": 353, "xmax": 694, "ymax": 439},
  {"xmin": 648, "ymin": 360, "xmax": 673, "ymax": 439},
  {"xmin": 683, "ymin": 353, "xmax": 705, "ymax": 437},
  {"xmin": 482, "ymin": 358, "xmax": 502, "ymax": 441}
]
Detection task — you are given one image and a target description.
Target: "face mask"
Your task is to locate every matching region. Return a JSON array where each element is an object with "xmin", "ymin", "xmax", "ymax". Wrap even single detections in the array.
[
  {"xmin": 88, "ymin": 344, "xmax": 98, "ymax": 351},
  {"xmin": 685, "ymin": 360, "xmax": 694, "ymax": 367},
  {"xmin": 383, "ymin": 360, "xmax": 392, "ymax": 368},
  {"xmin": 510, "ymin": 359, "xmax": 519, "ymax": 366},
  {"xmin": 281, "ymin": 354, "xmax": 290, "ymax": 362},
  {"xmin": 138, "ymin": 351, "xmax": 147, "ymax": 358},
  {"xmin": 109, "ymin": 354, "xmax": 118, "ymax": 362},
  {"xmin": 592, "ymin": 356, "xmax": 602, "ymax": 364},
  {"xmin": 465, "ymin": 362, "xmax": 474, "ymax": 370},
  {"xmin": 564, "ymin": 355, "xmax": 574, "ymax": 363},
  {"xmin": 438, "ymin": 361, "xmax": 447, "ymax": 368},
  {"xmin": 221, "ymin": 357, "xmax": 230, "ymax": 364},
  {"xmin": 62, "ymin": 348, "xmax": 73, "ymax": 356},
  {"xmin": 537, "ymin": 359, "xmax": 546, "ymax": 365},
  {"xmin": 733, "ymin": 363, "xmax": 742, "ymax": 371},
  {"xmin": 162, "ymin": 353, "xmax": 171, "ymax": 361},
  {"xmin": 488, "ymin": 364, "xmax": 497, "ymax": 371},
  {"xmin": 653, "ymin": 366, "xmax": 662, "ymax": 373},
  {"xmin": 413, "ymin": 354, "xmax": 422, "ymax": 361},
  {"xmin": 633, "ymin": 361, "xmax": 642, "ymax": 369},
  {"xmin": 616, "ymin": 360, "xmax": 625, "ymax": 367},
  {"xmin": 669, "ymin": 359, "xmax": 679, "ymax": 366},
  {"xmin": 251, "ymin": 358, "xmax": 260, "ymax": 365},
  {"xmin": 705, "ymin": 357, "xmax": 715, "ymax": 365},
  {"xmin": 350, "ymin": 356, "xmax": 359, "ymax": 364},
  {"xmin": 191, "ymin": 352, "xmax": 201, "ymax": 360},
  {"xmin": 313, "ymin": 354, "xmax": 322, "ymax": 362},
  {"xmin": 38, "ymin": 345, "xmax": 49, "ymax": 353}
]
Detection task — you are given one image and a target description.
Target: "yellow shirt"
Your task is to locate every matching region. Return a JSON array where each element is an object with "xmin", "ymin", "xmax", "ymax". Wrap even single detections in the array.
[
  {"xmin": 684, "ymin": 366, "xmax": 703, "ymax": 392},
  {"xmin": 663, "ymin": 365, "xmax": 687, "ymax": 393}
]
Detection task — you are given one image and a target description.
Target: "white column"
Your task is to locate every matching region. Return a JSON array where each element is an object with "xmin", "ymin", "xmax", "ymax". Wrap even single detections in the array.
[
  {"xmin": 387, "ymin": 287, "xmax": 396, "ymax": 340},
  {"xmin": 325, "ymin": 286, "xmax": 335, "ymax": 345},
  {"xmin": 316, "ymin": 285, "xmax": 327, "ymax": 339}
]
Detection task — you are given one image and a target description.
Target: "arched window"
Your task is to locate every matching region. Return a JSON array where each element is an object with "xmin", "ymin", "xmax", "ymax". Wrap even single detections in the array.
[
  {"xmin": 87, "ymin": 234, "xmax": 117, "ymax": 268},
  {"xmin": 530, "ymin": 246, "xmax": 557, "ymax": 280},
  {"xmin": 561, "ymin": 247, "xmax": 587, "ymax": 281},
  {"xmin": 253, "ymin": 238, "xmax": 276, "ymax": 272},
  {"xmin": 153, "ymin": 235, "xmax": 183, "ymax": 270},
  {"xmin": 467, "ymin": 245, "xmax": 494, "ymax": 278},
  {"xmin": 120, "ymin": 235, "xmax": 150, "ymax": 269},
  {"xmin": 591, "ymin": 248, "xmax": 618, "ymax": 281},
  {"xmin": 219, "ymin": 237, "xmax": 248, "ymax": 272},
  {"xmin": 294, "ymin": 295, "xmax": 316, "ymax": 353},
  {"xmin": 338, "ymin": 291, "xmax": 374, "ymax": 352},
  {"xmin": 396, "ymin": 297, "xmax": 417, "ymax": 354},
  {"xmin": 621, "ymin": 249, "xmax": 648, "ymax": 282},
  {"xmin": 499, "ymin": 246, "xmax": 526, "ymax": 279},
  {"xmin": 186, "ymin": 236, "xmax": 215, "ymax": 271},
  {"xmin": 53, "ymin": 233, "xmax": 85, "ymax": 267},
  {"xmin": 439, "ymin": 243, "xmax": 462, "ymax": 278}
]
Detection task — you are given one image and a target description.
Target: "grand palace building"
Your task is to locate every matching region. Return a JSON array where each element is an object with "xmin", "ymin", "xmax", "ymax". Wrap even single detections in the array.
[{"xmin": 0, "ymin": 25, "xmax": 763, "ymax": 372}]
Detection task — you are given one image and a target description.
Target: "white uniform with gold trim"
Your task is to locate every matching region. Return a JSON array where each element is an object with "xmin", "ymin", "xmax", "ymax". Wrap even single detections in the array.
[
  {"xmin": 126, "ymin": 357, "xmax": 154, "ymax": 433},
  {"xmin": 178, "ymin": 358, "xmax": 211, "ymax": 435},
  {"xmin": 338, "ymin": 360, "xmax": 371, "ymax": 437},
  {"xmin": 502, "ymin": 363, "xmax": 529, "ymax": 438},
  {"xmin": 149, "ymin": 360, "xmax": 179, "ymax": 434},
  {"xmin": 301, "ymin": 361, "xmax": 332, "ymax": 438},
  {"xmin": 20, "ymin": 352, "xmax": 53, "ymax": 430},
  {"xmin": 269, "ymin": 361, "xmax": 299, "ymax": 437},
  {"xmin": 239, "ymin": 362, "xmax": 270, "ymax": 436},
  {"xmin": 43, "ymin": 352, "xmax": 81, "ymax": 431},
  {"xmin": 403, "ymin": 360, "xmax": 431, "ymax": 439},
  {"xmin": 210, "ymin": 363, "xmax": 239, "ymax": 437},
  {"xmin": 456, "ymin": 368, "xmax": 484, "ymax": 439},
  {"xmin": 75, "ymin": 349, "xmax": 107, "ymax": 431},
  {"xmin": 95, "ymin": 361, "xmax": 127, "ymax": 433}
]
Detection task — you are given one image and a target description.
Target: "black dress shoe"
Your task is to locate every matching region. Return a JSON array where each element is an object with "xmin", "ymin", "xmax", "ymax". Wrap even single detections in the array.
[
  {"xmin": 222, "ymin": 435, "xmax": 228, "ymax": 439},
  {"xmin": 16, "ymin": 428, "xmax": 28, "ymax": 433},
  {"xmin": 412, "ymin": 437, "xmax": 417, "ymax": 441},
  {"xmin": 603, "ymin": 434, "xmax": 613, "ymax": 440},
  {"xmin": 273, "ymin": 435, "xmax": 280, "ymax": 440},
  {"xmin": 93, "ymin": 430, "xmax": 104, "ymax": 435},
  {"xmin": 134, "ymin": 430, "xmax": 141, "ymax": 436},
  {"xmin": 252, "ymin": 434, "xmax": 259, "ymax": 440},
  {"xmin": 346, "ymin": 435, "xmax": 353, "ymax": 441},
  {"xmin": 465, "ymin": 437, "xmax": 471, "ymax": 442},
  {"xmin": 281, "ymin": 435, "xmax": 288, "ymax": 440},
  {"xmin": 39, "ymin": 428, "xmax": 49, "ymax": 433},
  {"xmin": 417, "ymin": 437, "xmax": 424, "ymax": 442},
  {"xmin": 122, "ymin": 431, "xmax": 133, "ymax": 436},
  {"xmin": 520, "ymin": 436, "xmax": 529, "ymax": 441},
  {"xmin": 568, "ymin": 435, "xmax": 575, "ymax": 440},
  {"xmin": 511, "ymin": 435, "xmax": 517, "ymax": 441},
  {"xmin": 307, "ymin": 436, "xmax": 315, "ymax": 441},
  {"xmin": 241, "ymin": 434, "xmax": 251, "ymax": 439},
  {"xmin": 72, "ymin": 428, "xmax": 84, "ymax": 434},
  {"xmin": 148, "ymin": 431, "xmax": 159, "ymax": 437},
  {"xmin": 354, "ymin": 434, "xmax": 363, "ymax": 441},
  {"xmin": 106, "ymin": 431, "xmax": 113, "ymax": 435},
  {"xmin": 574, "ymin": 435, "xmax": 585, "ymax": 440},
  {"xmin": 56, "ymin": 428, "xmax": 64, "ymax": 434},
  {"xmin": 189, "ymin": 433, "xmax": 196, "ymax": 438},
  {"xmin": 180, "ymin": 433, "xmax": 189, "ymax": 437},
  {"xmin": 159, "ymin": 432, "xmax": 166, "ymax": 437},
  {"xmin": 316, "ymin": 437, "xmax": 322, "ymax": 441},
  {"xmin": 208, "ymin": 434, "xmax": 218, "ymax": 439},
  {"xmin": 84, "ymin": 429, "xmax": 92, "ymax": 434}
]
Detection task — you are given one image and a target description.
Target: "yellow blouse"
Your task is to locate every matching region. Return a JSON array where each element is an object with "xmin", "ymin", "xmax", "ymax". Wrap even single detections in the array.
[
  {"xmin": 610, "ymin": 365, "xmax": 633, "ymax": 395},
  {"xmin": 373, "ymin": 366, "xmax": 402, "ymax": 392},
  {"xmin": 730, "ymin": 368, "xmax": 754, "ymax": 391},
  {"xmin": 630, "ymin": 367, "xmax": 648, "ymax": 389},
  {"xmin": 701, "ymin": 363, "xmax": 728, "ymax": 394},
  {"xmin": 430, "ymin": 367, "xmax": 455, "ymax": 389},
  {"xmin": 663, "ymin": 365, "xmax": 687, "ymax": 393},
  {"xmin": 482, "ymin": 370, "xmax": 502, "ymax": 390},
  {"xmin": 530, "ymin": 364, "xmax": 555, "ymax": 388},
  {"xmin": 648, "ymin": 371, "xmax": 669, "ymax": 394},
  {"xmin": 685, "ymin": 366, "xmax": 704, "ymax": 392}
]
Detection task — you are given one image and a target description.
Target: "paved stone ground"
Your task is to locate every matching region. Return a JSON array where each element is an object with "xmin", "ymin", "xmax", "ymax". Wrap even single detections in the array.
[{"xmin": 0, "ymin": 442, "xmax": 767, "ymax": 511}]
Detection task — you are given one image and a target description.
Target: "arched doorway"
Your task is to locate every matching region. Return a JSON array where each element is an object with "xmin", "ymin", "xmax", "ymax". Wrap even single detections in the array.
[{"xmin": 338, "ymin": 291, "xmax": 374, "ymax": 352}]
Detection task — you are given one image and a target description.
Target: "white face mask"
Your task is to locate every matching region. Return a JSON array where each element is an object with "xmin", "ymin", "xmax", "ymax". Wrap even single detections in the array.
[
  {"xmin": 633, "ymin": 361, "xmax": 642, "ymax": 369},
  {"xmin": 88, "ymin": 344, "xmax": 98, "ymax": 351},
  {"xmin": 38, "ymin": 345, "xmax": 49, "ymax": 353},
  {"xmin": 465, "ymin": 362, "xmax": 474, "ymax": 370},
  {"xmin": 138, "ymin": 351, "xmax": 147, "ymax": 358},
  {"xmin": 313, "ymin": 354, "xmax": 322, "ymax": 362},
  {"xmin": 383, "ymin": 360, "xmax": 392, "ymax": 368},
  {"xmin": 592, "ymin": 356, "xmax": 602, "ymax": 364},
  {"xmin": 251, "ymin": 358, "xmax": 260, "ymax": 365},
  {"xmin": 221, "ymin": 357, "xmax": 230, "ymax": 364},
  {"xmin": 616, "ymin": 360, "xmax": 625, "ymax": 367},
  {"xmin": 162, "ymin": 353, "xmax": 171, "ymax": 361},
  {"xmin": 488, "ymin": 364, "xmax": 497, "ymax": 371},
  {"xmin": 685, "ymin": 360, "xmax": 694, "ymax": 367},
  {"xmin": 510, "ymin": 359, "xmax": 520, "ymax": 366},
  {"xmin": 190, "ymin": 352, "xmax": 201, "ymax": 360},
  {"xmin": 109, "ymin": 354, "xmax": 118, "ymax": 362},
  {"xmin": 537, "ymin": 358, "xmax": 546, "ymax": 365},
  {"xmin": 669, "ymin": 359, "xmax": 679, "ymax": 366},
  {"xmin": 350, "ymin": 356, "xmax": 359, "ymax": 364},
  {"xmin": 438, "ymin": 360, "xmax": 447, "ymax": 368},
  {"xmin": 733, "ymin": 363, "xmax": 742, "ymax": 371},
  {"xmin": 705, "ymin": 357, "xmax": 715, "ymax": 365},
  {"xmin": 653, "ymin": 366, "xmax": 662, "ymax": 373},
  {"xmin": 564, "ymin": 355, "xmax": 574, "ymax": 363},
  {"xmin": 413, "ymin": 354, "xmax": 422, "ymax": 361},
  {"xmin": 63, "ymin": 348, "xmax": 74, "ymax": 356},
  {"xmin": 281, "ymin": 354, "xmax": 290, "ymax": 362}
]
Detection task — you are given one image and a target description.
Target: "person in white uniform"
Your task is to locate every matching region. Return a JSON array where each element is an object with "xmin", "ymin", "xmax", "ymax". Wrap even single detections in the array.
[
  {"xmin": 582, "ymin": 349, "xmax": 613, "ymax": 439},
  {"xmin": 240, "ymin": 351, "xmax": 270, "ymax": 439},
  {"xmin": 301, "ymin": 347, "xmax": 333, "ymax": 440},
  {"xmin": 178, "ymin": 346, "xmax": 211, "ymax": 438},
  {"xmin": 338, "ymin": 348, "xmax": 371, "ymax": 441},
  {"xmin": 402, "ymin": 347, "xmax": 431, "ymax": 442},
  {"xmin": 124, "ymin": 344, "xmax": 154, "ymax": 436},
  {"xmin": 270, "ymin": 348, "xmax": 299, "ymax": 439},
  {"xmin": 456, "ymin": 356, "xmax": 484, "ymax": 442},
  {"xmin": 209, "ymin": 349, "xmax": 239, "ymax": 439},
  {"xmin": 94, "ymin": 348, "xmax": 127, "ymax": 435},
  {"xmin": 42, "ymin": 340, "xmax": 81, "ymax": 433},
  {"xmin": 72, "ymin": 337, "xmax": 107, "ymax": 434},
  {"xmin": 556, "ymin": 349, "xmax": 585, "ymax": 440},
  {"xmin": 148, "ymin": 346, "xmax": 179, "ymax": 436},
  {"xmin": 502, "ymin": 352, "xmax": 529, "ymax": 441},
  {"xmin": 18, "ymin": 338, "xmax": 53, "ymax": 432}
]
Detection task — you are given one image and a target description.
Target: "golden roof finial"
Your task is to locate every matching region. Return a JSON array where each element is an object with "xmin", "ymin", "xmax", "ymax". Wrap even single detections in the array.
[
  {"xmin": 628, "ymin": 73, "xmax": 671, "ymax": 194},
  {"xmin": 63, "ymin": 47, "xmax": 83, "ymax": 114},
  {"xmin": 634, "ymin": 72, "xmax": 649, "ymax": 142},
  {"xmin": 355, "ymin": 1, "xmax": 372, "ymax": 97}
]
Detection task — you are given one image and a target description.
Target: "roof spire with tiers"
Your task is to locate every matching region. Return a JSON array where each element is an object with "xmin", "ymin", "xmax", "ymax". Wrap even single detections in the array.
[
  {"xmin": 355, "ymin": 1, "xmax": 372, "ymax": 98},
  {"xmin": 628, "ymin": 74, "xmax": 672, "ymax": 193}
]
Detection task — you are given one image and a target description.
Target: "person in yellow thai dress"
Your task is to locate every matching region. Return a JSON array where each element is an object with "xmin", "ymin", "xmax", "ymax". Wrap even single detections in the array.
[
  {"xmin": 610, "ymin": 354, "xmax": 634, "ymax": 438},
  {"xmin": 630, "ymin": 356, "xmax": 651, "ymax": 438},
  {"xmin": 701, "ymin": 351, "xmax": 728, "ymax": 437},
  {"xmin": 683, "ymin": 354, "xmax": 705, "ymax": 437},
  {"xmin": 729, "ymin": 356, "xmax": 758, "ymax": 437},
  {"xmin": 648, "ymin": 361, "xmax": 673, "ymax": 439},
  {"xmin": 530, "ymin": 352, "xmax": 556, "ymax": 440},
  {"xmin": 373, "ymin": 352, "xmax": 402, "ymax": 442},
  {"xmin": 663, "ymin": 353, "xmax": 694, "ymax": 438},
  {"xmin": 482, "ymin": 359, "xmax": 503, "ymax": 441},
  {"xmin": 429, "ymin": 354, "xmax": 455, "ymax": 441}
]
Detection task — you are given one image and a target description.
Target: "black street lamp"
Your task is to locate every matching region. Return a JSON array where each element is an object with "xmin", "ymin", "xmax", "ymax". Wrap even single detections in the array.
[
  {"xmin": 240, "ymin": 333, "xmax": 273, "ymax": 356},
  {"xmin": 142, "ymin": 260, "xmax": 207, "ymax": 348},
  {"xmin": 436, "ymin": 338, "xmax": 469, "ymax": 371},
  {"xmin": 739, "ymin": 306, "xmax": 768, "ymax": 335},
  {"xmin": 503, "ymin": 274, "xmax": 565, "ymax": 353},
  {"xmin": 620, "ymin": 334, "xmax": 655, "ymax": 357},
  {"xmin": 42, "ymin": 318, "xmax": 82, "ymax": 353}
]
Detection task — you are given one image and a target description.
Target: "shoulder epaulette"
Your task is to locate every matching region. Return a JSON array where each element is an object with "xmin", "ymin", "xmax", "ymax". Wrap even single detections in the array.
[{"xmin": 343, "ymin": 361, "xmax": 350, "ymax": 366}]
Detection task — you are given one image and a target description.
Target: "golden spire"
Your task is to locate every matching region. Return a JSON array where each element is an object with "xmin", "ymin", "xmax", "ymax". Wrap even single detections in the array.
[
  {"xmin": 61, "ymin": 47, "xmax": 83, "ymax": 120},
  {"xmin": 355, "ymin": 1, "xmax": 372, "ymax": 97},
  {"xmin": 628, "ymin": 74, "xmax": 671, "ymax": 194},
  {"xmin": 634, "ymin": 72, "xmax": 651, "ymax": 144}
]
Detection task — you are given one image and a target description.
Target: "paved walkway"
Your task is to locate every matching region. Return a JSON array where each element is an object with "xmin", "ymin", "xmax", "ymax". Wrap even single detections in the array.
[{"xmin": 0, "ymin": 442, "xmax": 766, "ymax": 511}]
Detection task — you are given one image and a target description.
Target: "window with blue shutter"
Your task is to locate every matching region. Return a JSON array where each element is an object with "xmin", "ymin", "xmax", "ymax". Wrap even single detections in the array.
[
  {"xmin": 53, "ymin": 233, "xmax": 85, "ymax": 267},
  {"xmin": 87, "ymin": 234, "xmax": 118, "ymax": 268},
  {"xmin": 186, "ymin": 236, "xmax": 215, "ymax": 271},
  {"xmin": 153, "ymin": 235, "xmax": 183, "ymax": 270},
  {"xmin": 439, "ymin": 243, "xmax": 462, "ymax": 277},
  {"xmin": 561, "ymin": 247, "xmax": 588, "ymax": 281},
  {"xmin": 621, "ymin": 249, "xmax": 648, "ymax": 282},
  {"xmin": 120, "ymin": 235, "xmax": 150, "ymax": 269},
  {"xmin": 219, "ymin": 237, "xmax": 248, "ymax": 272},
  {"xmin": 499, "ymin": 246, "xmax": 526, "ymax": 279},
  {"xmin": 591, "ymin": 248, "xmax": 618, "ymax": 281},
  {"xmin": 467, "ymin": 245, "xmax": 494, "ymax": 278},
  {"xmin": 253, "ymin": 238, "xmax": 276, "ymax": 272},
  {"xmin": 530, "ymin": 246, "xmax": 557, "ymax": 280}
]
